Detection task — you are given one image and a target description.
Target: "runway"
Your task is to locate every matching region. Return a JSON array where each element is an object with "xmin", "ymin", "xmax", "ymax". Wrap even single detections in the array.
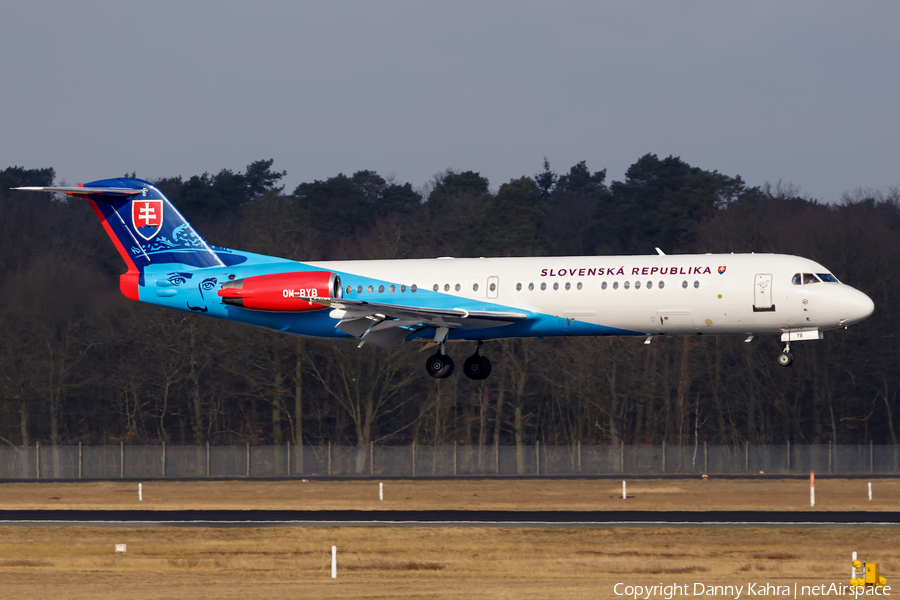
[{"xmin": 1, "ymin": 509, "xmax": 898, "ymax": 528}]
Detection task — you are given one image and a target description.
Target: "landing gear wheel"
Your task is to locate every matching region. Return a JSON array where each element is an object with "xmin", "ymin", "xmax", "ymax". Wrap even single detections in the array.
[
  {"xmin": 426, "ymin": 352, "xmax": 455, "ymax": 378},
  {"xmin": 777, "ymin": 351, "xmax": 794, "ymax": 367},
  {"xmin": 463, "ymin": 355, "xmax": 492, "ymax": 380}
]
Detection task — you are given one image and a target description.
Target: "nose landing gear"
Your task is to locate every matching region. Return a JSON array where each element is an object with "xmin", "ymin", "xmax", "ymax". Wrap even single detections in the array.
[{"xmin": 777, "ymin": 343, "xmax": 794, "ymax": 367}]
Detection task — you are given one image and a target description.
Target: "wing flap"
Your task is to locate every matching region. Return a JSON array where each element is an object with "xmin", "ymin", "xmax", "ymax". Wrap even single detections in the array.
[
  {"xmin": 315, "ymin": 297, "xmax": 529, "ymax": 348},
  {"xmin": 311, "ymin": 297, "xmax": 527, "ymax": 324}
]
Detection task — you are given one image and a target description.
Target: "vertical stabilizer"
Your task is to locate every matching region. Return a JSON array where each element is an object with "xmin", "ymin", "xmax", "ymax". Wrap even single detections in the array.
[{"xmin": 15, "ymin": 177, "xmax": 225, "ymax": 300}]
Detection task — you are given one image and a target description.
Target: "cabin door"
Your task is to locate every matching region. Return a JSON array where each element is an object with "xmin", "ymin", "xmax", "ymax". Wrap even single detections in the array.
[{"xmin": 753, "ymin": 273, "xmax": 774, "ymax": 312}]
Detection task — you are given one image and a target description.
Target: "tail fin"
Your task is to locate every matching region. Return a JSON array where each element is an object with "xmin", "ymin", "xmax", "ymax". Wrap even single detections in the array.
[{"xmin": 15, "ymin": 177, "xmax": 225, "ymax": 300}]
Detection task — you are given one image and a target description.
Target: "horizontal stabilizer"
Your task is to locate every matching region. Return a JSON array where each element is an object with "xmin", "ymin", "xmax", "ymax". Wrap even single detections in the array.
[{"xmin": 13, "ymin": 186, "xmax": 143, "ymax": 198}]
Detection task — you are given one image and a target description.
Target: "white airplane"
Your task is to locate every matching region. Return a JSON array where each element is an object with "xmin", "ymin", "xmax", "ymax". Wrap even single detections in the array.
[{"xmin": 17, "ymin": 178, "xmax": 875, "ymax": 379}]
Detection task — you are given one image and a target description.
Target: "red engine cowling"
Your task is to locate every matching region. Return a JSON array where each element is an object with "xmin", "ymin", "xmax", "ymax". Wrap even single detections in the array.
[{"xmin": 217, "ymin": 271, "xmax": 342, "ymax": 311}]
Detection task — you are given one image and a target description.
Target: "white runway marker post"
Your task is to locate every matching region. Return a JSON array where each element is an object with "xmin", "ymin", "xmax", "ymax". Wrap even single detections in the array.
[
  {"xmin": 810, "ymin": 472, "xmax": 815, "ymax": 507},
  {"xmin": 379, "ymin": 482, "xmax": 383, "ymax": 501},
  {"xmin": 869, "ymin": 482, "xmax": 872, "ymax": 501},
  {"xmin": 331, "ymin": 546, "xmax": 337, "ymax": 579},
  {"xmin": 139, "ymin": 483, "xmax": 142, "ymax": 502},
  {"xmin": 622, "ymin": 480, "xmax": 626, "ymax": 500}
]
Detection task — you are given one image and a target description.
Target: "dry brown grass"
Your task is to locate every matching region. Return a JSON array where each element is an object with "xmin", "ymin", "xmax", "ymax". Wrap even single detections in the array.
[
  {"xmin": 0, "ymin": 477, "xmax": 897, "ymax": 511},
  {"xmin": 0, "ymin": 526, "xmax": 895, "ymax": 599}
]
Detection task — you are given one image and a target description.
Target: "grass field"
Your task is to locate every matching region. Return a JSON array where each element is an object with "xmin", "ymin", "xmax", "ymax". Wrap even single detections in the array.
[
  {"xmin": 0, "ymin": 477, "xmax": 897, "ymax": 511},
  {"xmin": 0, "ymin": 526, "xmax": 896, "ymax": 599},
  {"xmin": 0, "ymin": 479, "xmax": 896, "ymax": 599}
]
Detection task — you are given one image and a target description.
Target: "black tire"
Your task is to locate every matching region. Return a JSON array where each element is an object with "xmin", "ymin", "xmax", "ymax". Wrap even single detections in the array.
[
  {"xmin": 463, "ymin": 355, "xmax": 492, "ymax": 380},
  {"xmin": 777, "ymin": 351, "xmax": 794, "ymax": 367},
  {"xmin": 477, "ymin": 355, "xmax": 492, "ymax": 379},
  {"xmin": 463, "ymin": 355, "xmax": 479, "ymax": 379},
  {"xmin": 426, "ymin": 352, "xmax": 445, "ymax": 377},
  {"xmin": 426, "ymin": 352, "xmax": 455, "ymax": 378},
  {"xmin": 441, "ymin": 355, "xmax": 455, "ymax": 378}
]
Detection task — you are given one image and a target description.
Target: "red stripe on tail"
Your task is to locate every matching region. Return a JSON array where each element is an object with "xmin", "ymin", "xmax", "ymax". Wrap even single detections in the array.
[{"xmin": 86, "ymin": 198, "xmax": 141, "ymax": 301}]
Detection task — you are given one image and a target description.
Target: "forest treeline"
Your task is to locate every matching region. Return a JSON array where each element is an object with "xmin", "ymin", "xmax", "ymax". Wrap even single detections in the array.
[{"xmin": 0, "ymin": 156, "xmax": 897, "ymax": 451}]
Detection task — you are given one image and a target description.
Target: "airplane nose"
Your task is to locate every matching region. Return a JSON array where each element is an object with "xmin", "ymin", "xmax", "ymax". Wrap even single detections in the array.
[{"xmin": 843, "ymin": 289, "xmax": 874, "ymax": 325}]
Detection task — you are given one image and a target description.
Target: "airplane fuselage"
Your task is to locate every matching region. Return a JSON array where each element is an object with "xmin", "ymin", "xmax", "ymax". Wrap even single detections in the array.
[{"xmin": 143, "ymin": 251, "xmax": 873, "ymax": 342}]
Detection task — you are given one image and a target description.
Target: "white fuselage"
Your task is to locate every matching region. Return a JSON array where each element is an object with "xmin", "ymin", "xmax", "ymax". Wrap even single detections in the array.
[{"xmin": 310, "ymin": 253, "xmax": 874, "ymax": 339}]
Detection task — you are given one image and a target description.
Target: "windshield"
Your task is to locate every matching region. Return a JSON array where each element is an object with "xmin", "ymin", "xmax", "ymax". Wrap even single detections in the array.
[{"xmin": 792, "ymin": 272, "xmax": 838, "ymax": 285}]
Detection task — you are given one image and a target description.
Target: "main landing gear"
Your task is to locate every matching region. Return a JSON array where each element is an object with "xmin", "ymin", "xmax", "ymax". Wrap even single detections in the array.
[
  {"xmin": 463, "ymin": 342, "xmax": 492, "ymax": 380},
  {"xmin": 777, "ymin": 343, "xmax": 794, "ymax": 367},
  {"xmin": 426, "ymin": 342, "xmax": 492, "ymax": 380},
  {"xmin": 425, "ymin": 345, "xmax": 455, "ymax": 379}
]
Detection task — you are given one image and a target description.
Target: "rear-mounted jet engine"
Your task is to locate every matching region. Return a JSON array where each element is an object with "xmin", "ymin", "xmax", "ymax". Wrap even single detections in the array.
[{"xmin": 217, "ymin": 271, "xmax": 342, "ymax": 311}]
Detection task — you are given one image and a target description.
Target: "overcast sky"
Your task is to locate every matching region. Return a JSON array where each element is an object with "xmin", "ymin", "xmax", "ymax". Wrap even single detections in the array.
[{"xmin": 1, "ymin": 1, "xmax": 897, "ymax": 202}]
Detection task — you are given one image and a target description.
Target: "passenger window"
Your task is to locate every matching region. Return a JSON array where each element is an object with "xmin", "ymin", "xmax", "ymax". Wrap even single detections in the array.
[
  {"xmin": 455, "ymin": 283, "xmax": 461, "ymax": 291},
  {"xmin": 401, "ymin": 285, "xmax": 406, "ymax": 292},
  {"xmin": 516, "ymin": 283, "xmax": 522, "ymax": 291},
  {"xmin": 357, "ymin": 285, "xmax": 363, "ymax": 294},
  {"xmin": 565, "ymin": 282, "xmax": 571, "ymax": 290},
  {"xmin": 444, "ymin": 284, "xmax": 450, "ymax": 291},
  {"xmin": 389, "ymin": 285, "xmax": 395, "ymax": 293},
  {"xmin": 646, "ymin": 281, "xmax": 652, "ymax": 289},
  {"xmin": 682, "ymin": 280, "xmax": 688, "ymax": 289},
  {"xmin": 411, "ymin": 284, "xmax": 417, "ymax": 292},
  {"xmin": 378, "ymin": 285, "xmax": 384, "ymax": 293},
  {"xmin": 792, "ymin": 273, "xmax": 802, "ymax": 286},
  {"xmin": 624, "ymin": 281, "xmax": 630, "ymax": 289},
  {"xmin": 528, "ymin": 283, "xmax": 534, "ymax": 291},
  {"xmin": 601, "ymin": 281, "xmax": 607, "ymax": 290},
  {"xmin": 489, "ymin": 282, "xmax": 496, "ymax": 292},
  {"xmin": 473, "ymin": 283, "xmax": 479, "ymax": 291},
  {"xmin": 433, "ymin": 284, "xmax": 438, "ymax": 292},
  {"xmin": 612, "ymin": 282, "xmax": 619, "ymax": 290},
  {"xmin": 553, "ymin": 282, "xmax": 559, "ymax": 290},
  {"xmin": 540, "ymin": 282, "xmax": 547, "ymax": 291},
  {"xmin": 693, "ymin": 280, "xmax": 700, "ymax": 289},
  {"xmin": 577, "ymin": 282, "xmax": 582, "ymax": 290},
  {"xmin": 659, "ymin": 281, "xmax": 665, "ymax": 289},
  {"xmin": 368, "ymin": 285, "xmax": 374, "ymax": 293},
  {"xmin": 345, "ymin": 286, "xmax": 351, "ymax": 294},
  {"xmin": 635, "ymin": 281, "xmax": 641, "ymax": 289}
]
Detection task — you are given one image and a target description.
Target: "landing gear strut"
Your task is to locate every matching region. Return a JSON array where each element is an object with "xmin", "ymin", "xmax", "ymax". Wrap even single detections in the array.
[
  {"xmin": 426, "ymin": 343, "xmax": 455, "ymax": 379},
  {"xmin": 777, "ymin": 343, "xmax": 794, "ymax": 367},
  {"xmin": 463, "ymin": 342, "xmax": 492, "ymax": 380}
]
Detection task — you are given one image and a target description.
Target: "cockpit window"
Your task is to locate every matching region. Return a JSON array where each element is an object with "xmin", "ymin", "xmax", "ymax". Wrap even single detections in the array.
[{"xmin": 793, "ymin": 273, "xmax": 831, "ymax": 285}]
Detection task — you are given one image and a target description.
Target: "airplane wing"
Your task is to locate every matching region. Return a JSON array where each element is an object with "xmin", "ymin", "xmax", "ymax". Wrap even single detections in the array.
[{"xmin": 300, "ymin": 296, "xmax": 529, "ymax": 349}]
